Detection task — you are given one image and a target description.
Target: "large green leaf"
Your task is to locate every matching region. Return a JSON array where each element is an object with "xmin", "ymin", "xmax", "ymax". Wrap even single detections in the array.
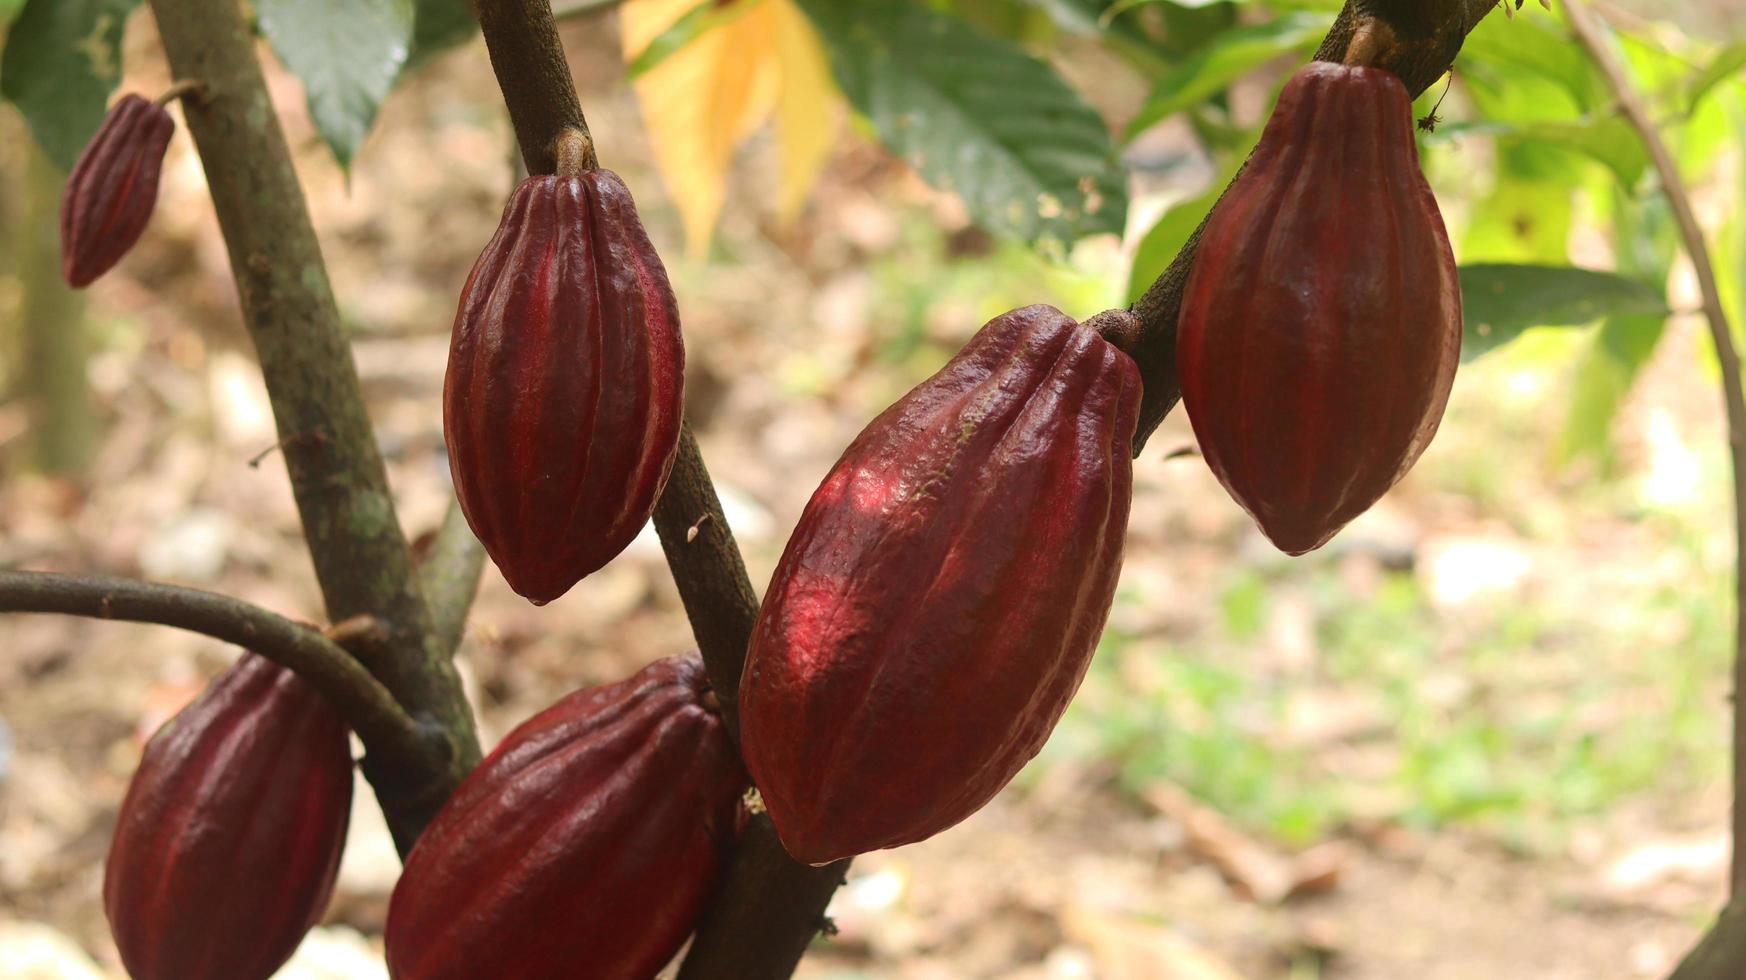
[
  {"xmin": 1125, "ymin": 188, "xmax": 1214, "ymax": 304},
  {"xmin": 256, "ymin": 0, "xmax": 414, "ymax": 169},
  {"xmin": 1688, "ymin": 42, "xmax": 1746, "ymax": 115},
  {"xmin": 1444, "ymin": 117, "xmax": 1650, "ymax": 190},
  {"xmin": 1556, "ymin": 195, "xmax": 1674, "ymax": 464},
  {"xmin": 0, "ymin": 0, "xmax": 28, "ymax": 27},
  {"xmin": 799, "ymin": 0, "xmax": 1128, "ymax": 251},
  {"xmin": 0, "ymin": 0, "xmax": 140, "ymax": 169},
  {"xmin": 1123, "ymin": 12, "xmax": 1329, "ymax": 140},
  {"xmin": 1460, "ymin": 11, "xmax": 1601, "ymax": 111},
  {"xmin": 1460, "ymin": 264, "xmax": 1669, "ymax": 363},
  {"xmin": 405, "ymin": 0, "xmax": 478, "ymax": 73}
]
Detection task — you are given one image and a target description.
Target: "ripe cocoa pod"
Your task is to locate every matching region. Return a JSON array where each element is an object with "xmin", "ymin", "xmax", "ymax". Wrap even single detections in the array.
[
  {"xmin": 104, "ymin": 653, "xmax": 353, "ymax": 980},
  {"xmin": 60, "ymin": 94, "xmax": 175, "ymax": 288},
  {"xmin": 1176, "ymin": 61, "xmax": 1462, "ymax": 555},
  {"xmin": 739, "ymin": 305, "xmax": 1140, "ymax": 865},
  {"xmin": 443, "ymin": 170, "xmax": 684, "ymax": 605},
  {"xmin": 385, "ymin": 654, "xmax": 745, "ymax": 980}
]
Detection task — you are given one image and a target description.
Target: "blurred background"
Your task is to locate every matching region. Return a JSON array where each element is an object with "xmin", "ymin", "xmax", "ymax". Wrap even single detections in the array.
[{"xmin": 2, "ymin": 1, "xmax": 1745, "ymax": 978}]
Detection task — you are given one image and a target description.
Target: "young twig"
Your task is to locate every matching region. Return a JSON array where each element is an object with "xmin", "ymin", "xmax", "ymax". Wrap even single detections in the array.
[
  {"xmin": 0, "ymin": 571, "xmax": 442, "ymax": 770},
  {"xmin": 1565, "ymin": 0, "xmax": 1746, "ymax": 975}
]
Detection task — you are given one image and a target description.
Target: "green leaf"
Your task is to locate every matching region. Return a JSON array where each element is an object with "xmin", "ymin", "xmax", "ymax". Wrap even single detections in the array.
[
  {"xmin": 1123, "ymin": 13, "xmax": 1329, "ymax": 140},
  {"xmin": 1558, "ymin": 313, "xmax": 1667, "ymax": 463},
  {"xmin": 798, "ymin": 0, "xmax": 1127, "ymax": 251},
  {"xmin": 1124, "ymin": 149, "xmax": 1248, "ymax": 303},
  {"xmin": 405, "ymin": 0, "xmax": 477, "ymax": 73},
  {"xmin": 1126, "ymin": 189, "xmax": 1213, "ymax": 303},
  {"xmin": 1463, "ymin": 175, "xmax": 1572, "ymax": 264},
  {"xmin": 0, "ymin": 0, "xmax": 140, "ymax": 169},
  {"xmin": 256, "ymin": 0, "xmax": 414, "ymax": 169},
  {"xmin": 1460, "ymin": 11, "xmax": 1601, "ymax": 111},
  {"xmin": 0, "ymin": 0, "xmax": 28, "ymax": 27},
  {"xmin": 625, "ymin": 0, "xmax": 760, "ymax": 81},
  {"xmin": 1460, "ymin": 264, "xmax": 1669, "ymax": 362},
  {"xmin": 1688, "ymin": 42, "xmax": 1746, "ymax": 114}
]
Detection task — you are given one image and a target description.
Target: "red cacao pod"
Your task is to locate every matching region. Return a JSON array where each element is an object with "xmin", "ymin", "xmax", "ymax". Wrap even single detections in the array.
[
  {"xmin": 61, "ymin": 94, "xmax": 175, "ymax": 288},
  {"xmin": 739, "ymin": 305, "xmax": 1140, "ymax": 865},
  {"xmin": 385, "ymin": 654, "xmax": 745, "ymax": 980},
  {"xmin": 1176, "ymin": 62, "xmax": 1462, "ymax": 555},
  {"xmin": 443, "ymin": 170, "xmax": 685, "ymax": 606},
  {"xmin": 104, "ymin": 653, "xmax": 353, "ymax": 980}
]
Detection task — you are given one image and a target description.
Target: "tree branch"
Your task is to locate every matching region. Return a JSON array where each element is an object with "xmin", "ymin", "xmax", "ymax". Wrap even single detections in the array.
[
  {"xmin": 0, "ymin": 571, "xmax": 445, "ymax": 771},
  {"xmin": 1127, "ymin": 0, "xmax": 1502, "ymax": 453},
  {"xmin": 146, "ymin": 0, "xmax": 482, "ymax": 856},
  {"xmin": 1670, "ymin": 902, "xmax": 1746, "ymax": 980},
  {"xmin": 476, "ymin": 0, "xmax": 599, "ymax": 174},
  {"xmin": 1562, "ymin": 0, "xmax": 1746, "ymax": 972},
  {"xmin": 419, "ymin": 495, "xmax": 486, "ymax": 660},
  {"xmin": 652, "ymin": 424, "xmax": 760, "ymax": 732},
  {"xmin": 468, "ymin": 3, "xmax": 841, "ymax": 976}
]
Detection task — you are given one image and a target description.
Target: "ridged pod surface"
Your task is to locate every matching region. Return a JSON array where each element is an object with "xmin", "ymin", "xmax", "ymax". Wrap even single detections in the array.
[
  {"xmin": 740, "ymin": 305, "xmax": 1141, "ymax": 865},
  {"xmin": 444, "ymin": 171, "xmax": 684, "ymax": 605},
  {"xmin": 104, "ymin": 653, "xmax": 353, "ymax": 980},
  {"xmin": 384, "ymin": 654, "xmax": 745, "ymax": 980},
  {"xmin": 60, "ymin": 94, "xmax": 175, "ymax": 288},
  {"xmin": 1177, "ymin": 62, "xmax": 1462, "ymax": 555}
]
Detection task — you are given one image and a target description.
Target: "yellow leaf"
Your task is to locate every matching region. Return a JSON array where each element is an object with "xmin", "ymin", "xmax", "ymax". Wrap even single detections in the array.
[
  {"xmin": 621, "ymin": 0, "xmax": 783, "ymax": 254},
  {"xmin": 770, "ymin": 0, "xmax": 841, "ymax": 221}
]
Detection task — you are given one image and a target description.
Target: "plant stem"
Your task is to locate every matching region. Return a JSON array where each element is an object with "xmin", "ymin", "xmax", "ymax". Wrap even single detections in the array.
[
  {"xmin": 146, "ymin": 0, "xmax": 482, "ymax": 856},
  {"xmin": 0, "ymin": 571, "xmax": 443, "ymax": 768},
  {"xmin": 419, "ymin": 496, "xmax": 486, "ymax": 660},
  {"xmin": 469, "ymin": 2, "xmax": 840, "ymax": 974},
  {"xmin": 476, "ymin": 0, "xmax": 600, "ymax": 174},
  {"xmin": 1563, "ymin": 0, "xmax": 1746, "ymax": 972},
  {"xmin": 1126, "ymin": 0, "xmax": 1502, "ymax": 453}
]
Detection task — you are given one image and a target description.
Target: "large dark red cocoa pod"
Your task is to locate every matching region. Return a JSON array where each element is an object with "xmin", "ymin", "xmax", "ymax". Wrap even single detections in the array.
[
  {"xmin": 104, "ymin": 653, "xmax": 353, "ymax": 980},
  {"xmin": 384, "ymin": 654, "xmax": 745, "ymax": 980},
  {"xmin": 60, "ymin": 94, "xmax": 175, "ymax": 288},
  {"xmin": 1176, "ymin": 61, "xmax": 1462, "ymax": 555},
  {"xmin": 443, "ymin": 171, "xmax": 684, "ymax": 606},
  {"xmin": 739, "ymin": 305, "xmax": 1140, "ymax": 866}
]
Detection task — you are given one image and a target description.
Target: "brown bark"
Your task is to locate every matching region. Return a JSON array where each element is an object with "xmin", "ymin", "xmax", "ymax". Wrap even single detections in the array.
[{"xmin": 146, "ymin": 0, "xmax": 482, "ymax": 856}]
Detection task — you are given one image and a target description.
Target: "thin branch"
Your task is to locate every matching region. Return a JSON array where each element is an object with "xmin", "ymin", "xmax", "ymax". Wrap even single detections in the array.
[
  {"xmin": 1566, "ymin": 0, "xmax": 1746, "ymax": 887},
  {"xmin": 1564, "ymin": 0, "xmax": 1746, "ymax": 973},
  {"xmin": 419, "ymin": 495, "xmax": 486, "ymax": 660},
  {"xmin": 651, "ymin": 423, "xmax": 759, "ymax": 732},
  {"xmin": 475, "ymin": 0, "xmax": 599, "ymax": 174},
  {"xmin": 1126, "ymin": 0, "xmax": 1502, "ymax": 452},
  {"xmin": 469, "ymin": 3, "xmax": 837, "ymax": 975},
  {"xmin": 146, "ymin": 0, "xmax": 482, "ymax": 856},
  {"xmin": 0, "ymin": 571, "xmax": 443, "ymax": 770}
]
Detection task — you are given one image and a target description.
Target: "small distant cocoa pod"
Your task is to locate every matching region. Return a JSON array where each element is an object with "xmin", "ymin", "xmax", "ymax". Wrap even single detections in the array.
[
  {"xmin": 1176, "ymin": 62, "xmax": 1463, "ymax": 555},
  {"xmin": 443, "ymin": 171, "xmax": 685, "ymax": 605},
  {"xmin": 60, "ymin": 94, "xmax": 175, "ymax": 288},
  {"xmin": 104, "ymin": 653, "xmax": 353, "ymax": 980},
  {"xmin": 739, "ymin": 305, "xmax": 1140, "ymax": 865},
  {"xmin": 385, "ymin": 655, "xmax": 745, "ymax": 980}
]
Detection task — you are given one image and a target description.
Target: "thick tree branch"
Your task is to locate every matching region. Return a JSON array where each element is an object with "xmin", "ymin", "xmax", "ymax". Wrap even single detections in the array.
[
  {"xmin": 147, "ymin": 0, "xmax": 482, "ymax": 856},
  {"xmin": 0, "ymin": 571, "xmax": 445, "ymax": 771},
  {"xmin": 1562, "ymin": 0, "xmax": 1746, "ymax": 973},
  {"xmin": 1127, "ymin": 0, "xmax": 1502, "ymax": 453},
  {"xmin": 1670, "ymin": 902, "xmax": 1746, "ymax": 980},
  {"xmin": 419, "ymin": 496, "xmax": 486, "ymax": 660},
  {"xmin": 469, "ymin": 3, "xmax": 840, "ymax": 976}
]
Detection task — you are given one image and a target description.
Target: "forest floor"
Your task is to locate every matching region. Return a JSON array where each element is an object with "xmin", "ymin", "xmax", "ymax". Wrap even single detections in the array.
[{"xmin": 0, "ymin": 7, "xmax": 1739, "ymax": 979}]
